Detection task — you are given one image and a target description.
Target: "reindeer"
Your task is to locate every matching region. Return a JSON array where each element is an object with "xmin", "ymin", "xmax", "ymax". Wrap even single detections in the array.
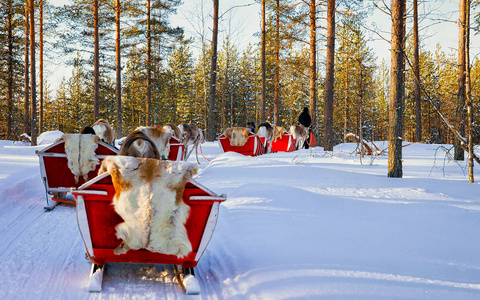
[
  {"xmin": 178, "ymin": 124, "xmax": 204, "ymax": 164},
  {"xmin": 162, "ymin": 123, "xmax": 182, "ymax": 141},
  {"xmin": 135, "ymin": 126, "xmax": 171, "ymax": 160},
  {"xmin": 118, "ymin": 131, "xmax": 161, "ymax": 159},
  {"xmin": 92, "ymin": 119, "xmax": 115, "ymax": 145},
  {"xmin": 289, "ymin": 124, "xmax": 308, "ymax": 150}
]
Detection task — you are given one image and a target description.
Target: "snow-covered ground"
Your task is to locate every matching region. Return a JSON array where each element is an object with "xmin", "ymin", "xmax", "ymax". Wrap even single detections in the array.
[{"xmin": 1, "ymin": 134, "xmax": 480, "ymax": 299}]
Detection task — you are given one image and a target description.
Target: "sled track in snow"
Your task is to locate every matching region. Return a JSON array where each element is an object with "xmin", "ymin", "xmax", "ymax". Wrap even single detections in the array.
[{"xmin": 0, "ymin": 179, "xmax": 45, "ymax": 257}]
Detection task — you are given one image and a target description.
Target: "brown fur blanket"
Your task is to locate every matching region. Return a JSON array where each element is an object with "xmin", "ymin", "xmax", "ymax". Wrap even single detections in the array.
[
  {"xmin": 223, "ymin": 127, "xmax": 251, "ymax": 147},
  {"xmin": 92, "ymin": 119, "xmax": 115, "ymax": 145},
  {"xmin": 136, "ymin": 126, "xmax": 171, "ymax": 160},
  {"xmin": 99, "ymin": 156, "xmax": 198, "ymax": 258},
  {"xmin": 62, "ymin": 134, "xmax": 100, "ymax": 183}
]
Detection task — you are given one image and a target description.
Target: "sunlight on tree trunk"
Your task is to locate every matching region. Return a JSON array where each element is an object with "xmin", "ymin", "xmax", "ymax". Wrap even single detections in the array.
[
  {"xmin": 115, "ymin": 0, "xmax": 122, "ymax": 138},
  {"xmin": 388, "ymin": 0, "xmax": 405, "ymax": 178},
  {"xmin": 207, "ymin": 0, "xmax": 219, "ymax": 141},
  {"xmin": 93, "ymin": 0, "xmax": 99, "ymax": 122},
  {"xmin": 324, "ymin": 0, "xmax": 334, "ymax": 151},
  {"xmin": 29, "ymin": 0, "xmax": 37, "ymax": 145},
  {"xmin": 455, "ymin": 0, "xmax": 466, "ymax": 161}
]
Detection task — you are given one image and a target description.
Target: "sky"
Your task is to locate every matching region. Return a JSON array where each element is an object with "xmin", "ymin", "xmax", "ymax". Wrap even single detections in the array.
[
  {"xmin": 45, "ymin": 0, "xmax": 479, "ymax": 94},
  {"xmin": 172, "ymin": 0, "xmax": 480, "ymax": 63}
]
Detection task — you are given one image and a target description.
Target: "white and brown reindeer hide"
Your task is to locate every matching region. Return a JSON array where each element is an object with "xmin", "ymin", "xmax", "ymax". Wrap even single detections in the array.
[
  {"xmin": 272, "ymin": 126, "xmax": 287, "ymax": 142},
  {"xmin": 178, "ymin": 124, "xmax": 204, "ymax": 163},
  {"xmin": 119, "ymin": 131, "xmax": 160, "ymax": 159},
  {"xmin": 223, "ymin": 127, "xmax": 251, "ymax": 147},
  {"xmin": 289, "ymin": 124, "xmax": 307, "ymax": 150},
  {"xmin": 257, "ymin": 123, "xmax": 273, "ymax": 148},
  {"xmin": 136, "ymin": 126, "xmax": 172, "ymax": 160},
  {"xmin": 92, "ymin": 119, "xmax": 115, "ymax": 145},
  {"xmin": 62, "ymin": 134, "xmax": 100, "ymax": 183},
  {"xmin": 99, "ymin": 156, "xmax": 198, "ymax": 258},
  {"xmin": 163, "ymin": 123, "xmax": 182, "ymax": 141},
  {"xmin": 257, "ymin": 124, "xmax": 287, "ymax": 153}
]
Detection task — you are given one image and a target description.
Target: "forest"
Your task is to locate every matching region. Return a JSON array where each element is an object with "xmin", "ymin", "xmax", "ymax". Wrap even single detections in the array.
[{"xmin": 0, "ymin": 0, "xmax": 479, "ymax": 157}]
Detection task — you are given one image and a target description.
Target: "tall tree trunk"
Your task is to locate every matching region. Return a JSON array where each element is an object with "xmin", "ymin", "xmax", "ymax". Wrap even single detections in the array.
[
  {"xmin": 207, "ymin": 0, "xmax": 219, "ymax": 141},
  {"xmin": 146, "ymin": 0, "xmax": 152, "ymax": 126},
  {"xmin": 324, "ymin": 0, "xmax": 334, "ymax": 150},
  {"xmin": 7, "ymin": 0, "xmax": 14, "ymax": 140},
  {"xmin": 309, "ymin": 0, "xmax": 317, "ymax": 135},
  {"xmin": 388, "ymin": 0, "xmax": 406, "ymax": 178},
  {"xmin": 357, "ymin": 59, "xmax": 364, "ymax": 161},
  {"xmin": 465, "ymin": 0, "xmax": 473, "ymax": 182},
  {"xmin": 39, "ymin": 0, "xmax": 44, "ymax": 134},
  {"xmin": 116, "ymin": 0, "xmax": 122, "ymax": 138},
  {"xmin": 343, "ymin": 58, "xmax": 349, "ymax": 141},
  {"xmin": 30, "ymin": 0, "xmax": 37, "ymax": 145},
  {"xmin": 455, "ymin": 0, "xmax": 466, "ymax": 161},
  {"xmin": 274, "ymin": 0, "xmax": 280, "ymax": 125},
  {"xmin": 24, "ymin": 1, "xmax": 30, "ymax": 135},
  {"xmin": 94, "ymin": 0, "xmax": 99, "ymax": 121},
  {"xmin": 413, "ymin": 0, "xmax": 421, "ymax": 142},
  {"xmin": 261, "ymin": 0, "xmax": 266, "ymax": 123}
]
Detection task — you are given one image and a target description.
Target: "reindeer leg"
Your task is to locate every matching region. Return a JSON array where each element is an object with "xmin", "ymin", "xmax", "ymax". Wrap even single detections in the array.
[
  {"xmin": 195, "ymin": 143, "xmax": 200, "ymax": 164},
  {"xmin": 185, "ymin": 145, "xmax": 195, "ymax": 161},
  {"xmin": 184, "ymin": 145, "xmax": 189, "ymax": 160}
]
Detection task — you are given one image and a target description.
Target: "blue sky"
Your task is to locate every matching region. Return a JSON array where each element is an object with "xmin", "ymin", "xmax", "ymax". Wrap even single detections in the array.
[{"xmin": 46, "ymin": 0, "xmax": 478, "ymax": 93}]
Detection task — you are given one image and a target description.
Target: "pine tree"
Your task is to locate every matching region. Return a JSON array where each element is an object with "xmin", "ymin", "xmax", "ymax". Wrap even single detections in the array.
[
  {"xmin": 335, "ymin": 11, "xmax": 376, "ymax": 145},
  {"xmin": 168, "ymin": 41, "xmax": 196, "ymax": 124},
  {"xmin": 388, "ymin": 0, "xmax": 406, "ymax": 178},
  {"xmin": 0, "ymin": 0, "xmax": 25, "ymax": 139}
]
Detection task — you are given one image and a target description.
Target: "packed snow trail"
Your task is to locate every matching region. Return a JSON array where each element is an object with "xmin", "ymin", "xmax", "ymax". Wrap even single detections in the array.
[{"xmin": 1, "ymin": 140, "xmax": 480, "ymax": 299}]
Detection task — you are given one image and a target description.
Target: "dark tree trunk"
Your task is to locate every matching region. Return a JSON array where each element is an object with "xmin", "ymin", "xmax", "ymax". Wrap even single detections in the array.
[
  {"xmin": 39, "ymin": 0, "xmax": 44, "ymax": 134},
  {"xmin": 343, "ymin": 58, "xmax": 349, "ymax": 140},
  {"xmin": 24, "ymin": 1, "xmax": 30, "ymax": 135},
  {"xmin": 274, "ymin": 0, "xmax": 280, "ymax": 125},
  {"xmin": 7, "ymin": 0, "xmax": 14, "ymax": 140},
  {"xmin": 30, "ymin": 0, "xmax": 37, "ymax": 145},
  {"xmin": 261, "ymin": 0, "xmax": 266, "ymax": 123},
  {"xmin": 146, "ymin": 0, "xmax": 152, "ymax": 126},
  {"xmin": 465, "ymin": 0, "xmax": 473, "ymax": 182},
  {"xmin": 116, "ymin": 0, "xmax": 122, "ymax": 138},
  {"xmin": 324, "ymin": 0, "xmax": 335, "ymax": 150},
  {"xmin": 207, "ymin": 0, "xmax": 219, "ymax": 141},
  {"xmin": 94, "ymin": 0, "xmax": 99, "ymax": 121},
  {"xmin": 357, "ymin": 59, "xmax": 364, "ymax": 161},
  {"xmin": 413, "ymin": 0, "xmax": 421, "ymax": 142},
  {"xmin": 388, "ymin": 0, "xmax": 406, "ymax": 178},
  {"xmin": 455, "ymin": 0, "xmax": 466, "ymax": 161}
]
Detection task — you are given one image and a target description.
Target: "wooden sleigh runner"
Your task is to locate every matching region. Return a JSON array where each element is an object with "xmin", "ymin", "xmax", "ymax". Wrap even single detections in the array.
[
  {"xmin": 71, "ymin": 161, "xmax": 226, "ymax": 294},
  {"xmin": 35, "ymin": 134, "xmax": 118, "ymax": 210},
  {"xmin": 217, "ymin": 131, "xmax": 264, "ymax": 157}
]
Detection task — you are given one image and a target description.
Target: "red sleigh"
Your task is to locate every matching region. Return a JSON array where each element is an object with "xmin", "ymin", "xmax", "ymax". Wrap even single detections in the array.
[
  {"xmin": 269, "ymin": 133, "xmax": 296, "ymax": 152},
  {"xmin": 168, "ymin": 136, "xmax": 185, "ymax": 161},
  {"xmin": 217, "ymin": 132, "xmax": 264, "ymax": 156},
  {"xmin": 71, "ymin": 172, "xmax": 226, "ymax": 294},
  {"xmin": 35, "ymin": 136, "xmax": 118, "ymax": 209}
]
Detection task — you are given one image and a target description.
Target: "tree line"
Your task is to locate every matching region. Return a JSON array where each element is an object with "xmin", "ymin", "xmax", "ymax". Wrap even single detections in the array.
[{"xmin": 0, "ymin": 0, "xmax": 479, "ymax": 177}]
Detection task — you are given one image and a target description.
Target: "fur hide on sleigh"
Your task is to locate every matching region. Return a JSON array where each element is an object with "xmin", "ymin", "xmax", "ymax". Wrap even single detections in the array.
[
  {"xmin": 98, "ymin": 156, "xmax": 198, "ymax": 258},
  {"xmin": 62, "ymin": 134, "xmax": 100, "ymax": 183},
  {"xmin": 92, "ymin": 119, "xmax": 115, "ymax": 145},
  {"xmin": 223, "ymin": 127, "xmax": 251, "ymax": 147},
  {"xmin": 136, "ymin": 126, "xmax": 172, "ymax": 160}
]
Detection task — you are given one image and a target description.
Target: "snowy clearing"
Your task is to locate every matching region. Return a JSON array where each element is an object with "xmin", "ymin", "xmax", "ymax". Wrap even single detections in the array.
[{"xmin": 1, "ymin": 138, "xmax": 480, "ymax": 299}]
